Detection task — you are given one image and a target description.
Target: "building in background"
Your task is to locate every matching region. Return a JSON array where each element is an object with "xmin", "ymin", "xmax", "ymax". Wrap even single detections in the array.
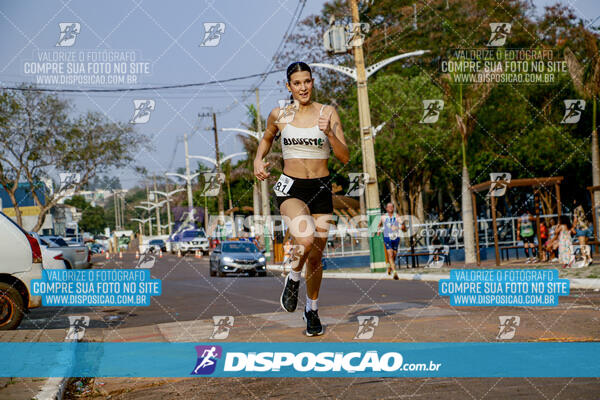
[
  {"xmin": 58, "ymin": 188, "xmax": 112, "ymax": 207},
  {"xmin": 0, "ymin": 182, "xmax": 53, "ymax": 232}
]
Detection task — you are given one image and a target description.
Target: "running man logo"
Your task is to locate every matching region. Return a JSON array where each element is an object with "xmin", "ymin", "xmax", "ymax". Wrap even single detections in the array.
[
  {"xmin": 276, "ymin": 99, "xmax": 299, "ymax": 124},
  {"xmin": 346, "ymin": 173, "xmax": 369, "ymax": 197},
  {"xmin": 210, "ymin": 316, "xmax": 234, "ymax": 339},
  {"xmin": 487, "ymin": 23, "xmax": 511, "ymax": 47},
  {"xmin": 426, "ymin": 245, "xmax": 449, "ymax": 268},
  {"xmin": 203, "ymin": 173, "xmax": 225, "ymax": 197},
  {"xmin": 354, "ymin": 316, "xmax": 379, "ymax": 339},
  {"xmin": 561, "ymin": 99, "xmax": 586, "ymax": 124},
  {"xmin": 496, "ymin": 315, "xmax": 520, "ymax": 340},
  {"xmin": 200, "ymin": 23, "xmax": 225, "ymax": 47},
  {"xmin": 489, "ymin": 173, "xmax": 511, "ymax": 197},
  {"xmin": 130, "ymin": 100, "xmax": 156, "ymax": 124},
  {"xmin": 191, "ymin": 345, "xmax": 223, "ymax": 375},
  {"xmin": 66, "ymin": 315, "xmax": 89, "ymax": 341},
  {"xmin": 420, "ymin": 100, "xmax": 444, "ymax": 124},
  {"xmin": 136, "ymin": 251, "xmax": 156, "ymax": 269},
  {"xmin": 284, "ymin": 244, "xmax": 305, "ymax": 268},
  {"xmin": 345, "ymin": 23, "xmax": 370, "ymax": 48},
  {"xmin": 58, "ymin": 172, "xmax": 81, "ymax": 193},
  {"xmin": 56, "ymin": 23, "xmax": 80, "ymax": 47}
]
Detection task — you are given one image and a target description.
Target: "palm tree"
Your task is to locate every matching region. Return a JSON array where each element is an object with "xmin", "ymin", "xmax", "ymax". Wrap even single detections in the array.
[
  {"xmin": 445, "ymin": 74, "xmax": 496, "ymax": 264},
  {"xmin": 564, "ymin": 32, "xmax": 600, "ymax": 215}
]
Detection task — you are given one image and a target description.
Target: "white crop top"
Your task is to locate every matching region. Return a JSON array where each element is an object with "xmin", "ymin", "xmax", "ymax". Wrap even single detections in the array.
[{"xmin": 280, "ymin": 104, "xmax": 331, "ymax": 160}]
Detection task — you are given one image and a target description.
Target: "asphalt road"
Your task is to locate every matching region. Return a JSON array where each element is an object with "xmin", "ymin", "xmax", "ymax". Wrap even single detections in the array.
[{"xmin": 20, "ymin": 253, "xmax": 438, "ymax": 330}]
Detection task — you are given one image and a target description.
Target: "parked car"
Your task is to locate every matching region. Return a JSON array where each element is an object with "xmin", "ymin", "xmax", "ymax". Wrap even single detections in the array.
[
  {"xmin": 94, "ymin": 235, "xmax": 110, "ymax": 249},
  {"xmin": 171, "ymin": 229, "xmax": 209, "ymax": 255},
  {"xmin": 30, "ymin": 233, "xmax": 68, "ymax": 270},
  {"xmin": 148, "ymin": 239, "xmax": 166, "ymax": 253},
  {"xmin": 90, "ymin": 243, "xmax": 106, "ymax": 254},
  {"xmin": 117, "ymin": 235, "xmax": 130, "ymax": 251},
  {"xmin": 209, "ymin": 240, "xmax": 267, "ymax": 277},
  {"xmin": 40, "ymin": 236, "xmax": 91, "ymax": 269},
  {"xmin": 0, "ymin": 211, "xmax": 44, "ymax": 330}
]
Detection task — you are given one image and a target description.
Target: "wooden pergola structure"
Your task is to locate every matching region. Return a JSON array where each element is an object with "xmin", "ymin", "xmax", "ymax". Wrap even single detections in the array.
[{"xmin": 470, "ymin": 176, "xmax": 563, "ymax": 266}]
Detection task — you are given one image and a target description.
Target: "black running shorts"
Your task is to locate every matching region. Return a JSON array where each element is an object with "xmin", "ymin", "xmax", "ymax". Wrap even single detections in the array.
[
  {"xmin": 521, "ymin": 235, "xmax": 535, "ymax": 244},
  {"xmin": 274, "ymin": 174, "xmax": 333, "ymax": 215}
]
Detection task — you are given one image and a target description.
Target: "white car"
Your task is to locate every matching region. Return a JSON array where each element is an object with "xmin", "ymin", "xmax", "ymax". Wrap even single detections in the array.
[
  {"xmin": 30, "ymin": 233, "xmax": 68, "ymax": 270},
  {"xmin": 171, "ymin": 229, "xmax": 210, "ymax": 255},
  {"xmin": 0, "ymin": 212, "xmax": 44, "ymax": 330},
  {"xmin": 39, "ymin": 235, "xmax": 91, "ymax": 269}
]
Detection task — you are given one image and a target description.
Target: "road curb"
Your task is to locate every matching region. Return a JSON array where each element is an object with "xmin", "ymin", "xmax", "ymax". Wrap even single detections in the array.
[
  {"xmin": 33, "ymin": 338, "xmax": 77, "ymax": 400},
  {"xmin": 34, "ymin": 377, "xmax": 69, "ymax": 400},
  {"xmin": 266, "ymin": 265, "xmax": 600, "ymax": 289}
]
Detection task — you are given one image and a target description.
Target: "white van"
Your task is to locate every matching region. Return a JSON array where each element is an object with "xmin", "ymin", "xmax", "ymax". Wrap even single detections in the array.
[{"xmin": 0, "ymin": 212, "xmax": 44, "ymax": 330}]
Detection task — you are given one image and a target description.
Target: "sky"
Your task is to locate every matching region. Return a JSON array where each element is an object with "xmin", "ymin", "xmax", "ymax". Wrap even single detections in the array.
[{"xmin": 0, "ymin": 0, "xmax": 599, "ymax": 189}]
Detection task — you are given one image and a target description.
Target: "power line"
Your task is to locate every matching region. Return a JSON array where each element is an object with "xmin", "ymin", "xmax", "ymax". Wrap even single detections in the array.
[
  {"xmin": 0, "ymin": 69, "xmax": 286, "ymax": 93},
  {"xmin": 217, "ymin": 0, "xmax": 307, "ymax": 115}
]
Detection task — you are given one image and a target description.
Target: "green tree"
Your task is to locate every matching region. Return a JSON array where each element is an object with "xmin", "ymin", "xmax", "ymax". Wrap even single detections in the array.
[
  {"xmin": 0, "ymin": 87, "xmax": 148, "ymax": 231},
  {"xmin": 64, "ymin": 194, "xmax": 106, "ymax": 234},
  {"xmin": 79, "ymin": 206, "xmax": 105, "ymax": 234},
  {"xmin": 343, "ymin": 73, "xmax": 457, "ymax": 219}
]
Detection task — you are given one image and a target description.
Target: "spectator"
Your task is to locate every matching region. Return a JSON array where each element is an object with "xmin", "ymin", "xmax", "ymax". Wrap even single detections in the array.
[
  {"xmin": 517, "ymin": 209, "xmax": 537, "ymax": 263},
  {"xmin": 543, "ymin": 218, "xmax": 558, "ymax": 262},
  {"xmin": 556, "ymin": 215, "xmax": 574, "ymax": 268},
  {"xmin": 431, "ymin": 235, "xmax": 442, "ymax": 263},
  {"xmin": 572, "ymin": 205, "xmax": 593, "ymax": 266}
]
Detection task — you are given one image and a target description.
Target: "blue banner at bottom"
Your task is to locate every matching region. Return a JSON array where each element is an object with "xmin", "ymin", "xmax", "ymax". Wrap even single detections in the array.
[{"xmin": 0, "ymin": 342, "xmax": 598, "ymax": 378}]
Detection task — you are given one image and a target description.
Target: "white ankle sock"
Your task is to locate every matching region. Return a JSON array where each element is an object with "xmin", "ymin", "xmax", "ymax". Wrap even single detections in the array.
[
  {"xmin": 289, "ymin": 269, "xmax": 301, "ymax": 282},
  {"xmin": 306, "ymin": 295, "xmax": 318, "ymax": 311}
]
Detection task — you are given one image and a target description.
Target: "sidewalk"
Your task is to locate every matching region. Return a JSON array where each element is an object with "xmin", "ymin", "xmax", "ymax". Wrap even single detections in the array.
[
  {"xmin": 0, "ymin": 328, "xmax": 70, "ymax": 400},
  {"xmin": 3, "ymin": 260, "xmax": 600, "ymax": 399},
  {"xmin": 3, "ymin": 290, "xmax": 600, "ymax": 399},
  {"xmin": 52, "ymin": 291, "xmax": 600, "ymax": 398},
  {"xmin": 267, "ymin": 262, "xmax": 600, "ymax": 290}
]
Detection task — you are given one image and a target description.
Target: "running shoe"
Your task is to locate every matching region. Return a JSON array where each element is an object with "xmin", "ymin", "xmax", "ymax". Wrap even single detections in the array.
[
  {"xmin": 387, "ymin": 264, "xmax": 392, "ymax": 275},
  {"xmin": 393, "ymin": 272, "xmax": 399, "ymax": 280},
  {"xmin": 303, "ymin": 309, "xmax": 324, "ymax": 336},
  {"xmin": 280, "ymin": 273, "xmax": 300, "ymax": 312}
]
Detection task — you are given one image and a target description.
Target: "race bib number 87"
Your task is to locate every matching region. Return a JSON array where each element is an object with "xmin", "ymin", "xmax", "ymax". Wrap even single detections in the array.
[{"xmin": 274, "ymin": 175, "xmax": 294, "ymax": 197}]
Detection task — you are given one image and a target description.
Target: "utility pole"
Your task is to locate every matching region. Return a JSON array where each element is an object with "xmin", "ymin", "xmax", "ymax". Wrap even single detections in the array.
[
  {"xmin": 113, "ymin": 191, "xmax": 118, "ymax": 230},
  {"xmin": 349, "ymin": 0, "xmax": 385, "ymax": 271},
  {"xmin": 256, "ymin": 88, "xmax": 270, "ymax": 254},
  {"xmin": 165, "ymin": 177, "xmax": 174, "ymax": 236},
  {"xmin": 120, "ymin": 193, "xmax": 125, "ymax": 231},
  {"xmin": 153, "ymin": 175, "xmax": 161, "ymax": 236},
  {"xmin": 212, "ymin": 113, "xmax": 224, "ymax": 219},
  {"xmin": 145, "ymin": 184, "xmax": 153, "ymax": 235},
  {"xmin": 184, "ymin": 133, "xmax": 195, "ymax": 220}
]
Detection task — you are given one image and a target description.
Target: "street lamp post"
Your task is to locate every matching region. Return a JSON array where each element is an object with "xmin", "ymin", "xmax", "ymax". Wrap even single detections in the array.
[
  {"xmin": 311, "ymin": 1, "xmax": 430, "ymax": 272},
  {"xmin": 135, "ymin": 204, "xmax": 157, "ymax": 236},
  {"xmin": 132, "ymin": 217, "xmax": 154, "ymax": 250},
  {"xmin": 221, "ymin": 128, "xmax": 262, "ymax": 241},
  {"xmin": 188, "ymin": 152, "xmax": 247, "ymax": 239},
  {"xmin": 166, "ymin": 171, "xmax": 199, "ymax": 224},
  {"xmin": 140, "ymin": 200, "xmax": 167, "ymax": 236},
  {"xmin": 151, "ymin": 188, "xmax": 185, "ymax": 237}
]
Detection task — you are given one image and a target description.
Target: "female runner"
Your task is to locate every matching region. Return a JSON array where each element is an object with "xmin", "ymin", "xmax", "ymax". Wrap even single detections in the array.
[{"xmin": 254, "ymin": 61, "xmax": 349, "ymax": 336}]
